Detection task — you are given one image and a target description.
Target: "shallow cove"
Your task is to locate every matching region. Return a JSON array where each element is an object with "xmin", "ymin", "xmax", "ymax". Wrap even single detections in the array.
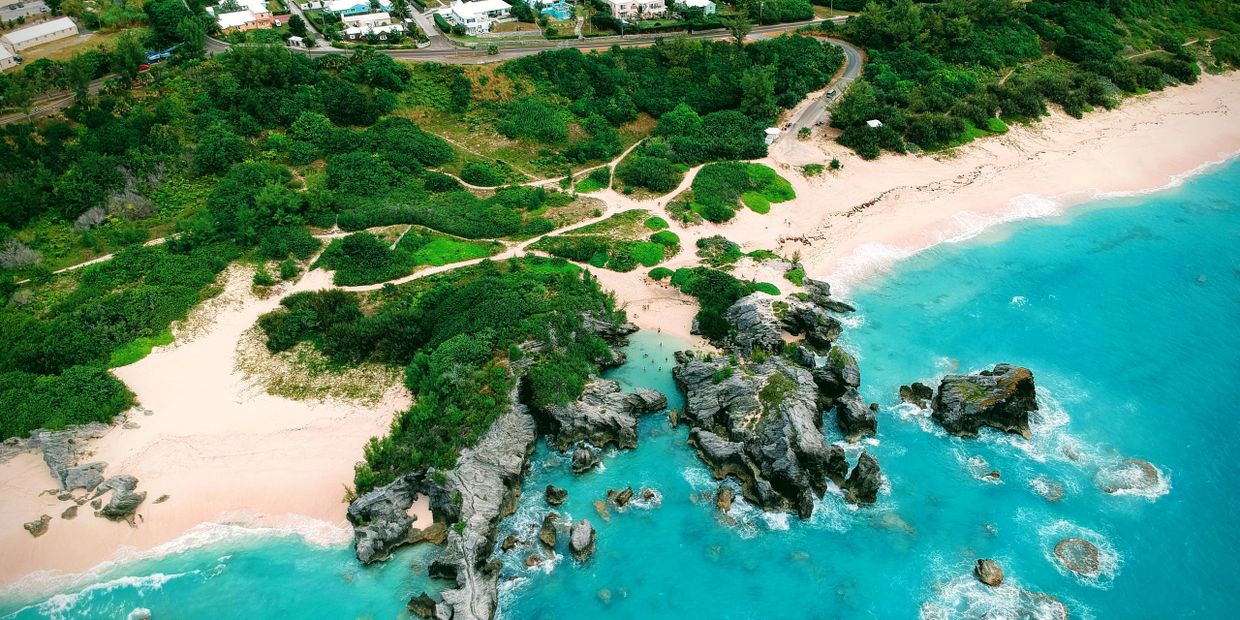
[{"xmin": 2, "ymin": 159, "xmax": 1238, "ymax": 619}]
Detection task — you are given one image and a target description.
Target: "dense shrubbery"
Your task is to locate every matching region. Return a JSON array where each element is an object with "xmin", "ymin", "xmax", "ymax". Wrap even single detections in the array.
[
  {"xmin": 827, "ymin": 0, "xmax": 1240, "ymax": 158},
  {"xmin": 256, "ymin": 259, "xmax": 625, "ymax": 492},
  {"xmin": 669, "ymin": 267, "xmax": 768, "ymax": 342},
  {"xmin": 684, "ymin": 162, "xmax": 795, "ymax": 221},
  {"xmin": 314, "ymin": 229, "xmax": 502, "ymax": 285}
]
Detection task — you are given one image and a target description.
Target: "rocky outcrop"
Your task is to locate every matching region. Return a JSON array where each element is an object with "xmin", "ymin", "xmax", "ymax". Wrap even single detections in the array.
[
  {"xmin": 723, "ymin": 294, "xmax": 784, "ymax": 356},
  {"xmin": 974, "ymin": 559, "xmax": 1004, "ymax": 587},
  {"xmin": 715, "ymin": 486, "xmax": 734, "ymax": 512},
  {"xmin": 931, "ymin": 365, "xmax": 1037, "ymax": 439},
  {"xmin": 569, "ymin": 519, "xmax": 597, "ymax": 561},
  {"xmin": 675, "ymin": 354, "xmax": 847, "ymax": 518},
  {"xmin": 27, "ymin": 424, "xmax": 109, "ymax": 489},
  {"xmin": 544, "ymin": 485, "xmax": 567, "ymax": 506},
  {"xmin": 408, "ymin": 593, "xmax": 438, "ymax": 619},
  {"xmin": 898, "ymin": 382, "xmax": 934, "ymax": 408},
  {"xmin": 23, "ymin": 514, "xmax": 50, "ymax": 537},
  {"xmin": 780, "ymin": 299, "xmax": 842, "ymax": 350},
  {"xmin": 1094, "ymin": 458, "xmax": 1163, "ymax": 495},
  {"xmin": 842, "ymin": 452, "xmax": 882, "ymax": 505},
  {"xmin": 63, "ymin": 462, "xmax": 107, "ymax": 493},
  {"xmin": 541, "ymin": 379, "xmax": 667, "ymax": 451},
  {"xmin": 538, "ymin": 513, "xmax": 558, "ymax": 549},
  {"xmin": 347, "ymin": 472, "xmax": 426, "ymax": 564},
  {"xmin": 801, "ymin": 277, "xmax": 856, "ymax": 314},
  {"xmin": 581, "ymin": 312, "xmax": 637, "ymax": 341},
  {"xmin": 92, "ymin": 475, "xmax": 146, "ymax": 521},
  {"xmin": 1054, "ymin": 538, "xmax": 1101, "ymax": 576},
  {"xmin": 571, "ymin": 445, "xmax": 600, "ymax": 474},
  {"xmin": 607, "ymin": 487, "xmax": 633, "ymax": 508},
  {"xmin": 1030, "ymin": 475, "xmax": 1065, "ymax": 502},
  {"xmin": 431, "ymin": 397, "xmax": 538, "ymax": 620},
  {"xmin": 834, "ymin": 389, "xmax": 876, "ymax": 441},
  {"xmin": 808, "ymin": 347, "xmax": 860, "ymax": 401}
]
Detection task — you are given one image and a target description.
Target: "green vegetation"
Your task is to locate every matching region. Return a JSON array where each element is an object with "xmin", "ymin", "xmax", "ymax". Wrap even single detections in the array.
[
  {"xmin": 314, "ymin": 229, "xmax": 503, "ymax": 286},
  {"xmin": 648, "ymin": 267, "xmax": 675, "ymax": 280},
  {"xmin": 784, "ymin": 266, "xmax": 806, "ymax": 286},
  {"xmin": 668, "ymin": 266, "xmax": 773, "ymax": 342},
  {"xmin": 644, "ymin": 216, "xmax": 670, "ymax": 231},
  {"xmin": 532, "ymin": 210, "xmax": 677, "ymax": 272},
  {"xmin": 802, "ymin": 163, "xmax": 825, "ymax": 177},
  {"xmin": 825, "ymin": 0, "xmax": 1240, "ymax": 158},
  {"xmin": 255, "ymin": 257, "xmax": 627, "ymax": 493},
  {"xmin": 672, "ymin": 162, "xmax": 795, "ymax": 222}
]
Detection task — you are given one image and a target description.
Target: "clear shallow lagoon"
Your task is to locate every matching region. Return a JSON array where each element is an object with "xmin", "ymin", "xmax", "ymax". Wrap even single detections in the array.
[{"xmin": 4, "ymin": 160, "xmax": 1239, "ymax": 619}]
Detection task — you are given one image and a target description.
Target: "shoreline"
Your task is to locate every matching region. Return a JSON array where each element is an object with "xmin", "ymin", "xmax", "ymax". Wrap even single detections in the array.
[{"xmin": 1, "ymin": 70, "xmax": 1237, "ymax": 597}]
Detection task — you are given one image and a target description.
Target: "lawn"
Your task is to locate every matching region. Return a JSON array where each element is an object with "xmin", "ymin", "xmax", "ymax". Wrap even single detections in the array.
[
  {"xmin": 530, "ymin": 209, "xmax": 681, "ymax": 272},
  {"xmin": 19, "ymin": 27, "xmax": 139, "ymax": 63},
  {"xmin": 670, "ymin": 162, "xmax": 795, "ymax": 223}
]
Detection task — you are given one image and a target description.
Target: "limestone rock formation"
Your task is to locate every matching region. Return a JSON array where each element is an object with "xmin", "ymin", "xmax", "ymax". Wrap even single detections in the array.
[
  {"xmin": 780, "ymin": 299, "xmax": 842, "ymax": 350},
  {"xmin": 723, "ymin": 294, "xmax": 784, "ymax": 356},
  {"xmin": 347, "ymin": 472, "xmax": 424, "ymax": 564},
  {"xmin": 801, "ymin": 277, "xmax": 856, "ymax": 313},
  {"xmin": 538, "ymin": 513, "xmax": 558, "ymax": 549},
  {"xmin": 974, "ymin": 559, "xmax": 1004, "ymax": 587},
  {"xmin": 834, "ymin": 389, "xmax": 876, "ymax": 441},
  {"xmin": 571, "ymin": 445, "xmax": 600, "ymax": 474},
  {"xmin": 842, "ymin": 452, "xmax": 882, "ymax": 505},
  {"xmin": 541, "ymin": 379, "xmax": 666, "ymax": 451},
  {"xmin": 931, "ymin": 365, "xmax": 1037, "ymax": 439},
  {"xmin": 408, "ymin": 593, "xmax": 438, "ymax": 618},
  {"xmin": 607, "ymin": 487, "xmax": 633, "ymax": 508},
  {"xmin": 63, "ymin": 462, "xmax": 107, "ymax": 493},
  {"xmin": 898, "ymin": 382, "xmax": 934, "ymax": 408},
  {"xmin": 24, "ymin": 514, "xmax": 50, "ymax": 537},
  {"xmin": 675, "ymin": 355, "xmax": 847, "ymax": 518},
  {"xmin": 1054, "ymin": 538, "xmax": 1101, "ymax": 576},
  {"xmin": 544, "ymin": 485, "xmax": 567, "ymax": 506},
  {"xmin": 92, "ymin": 475, "xmax": 146, "ymax": 521},
  {"xmin": 569, "ymin": 519, "xmax": 597, "ymax": 561}
]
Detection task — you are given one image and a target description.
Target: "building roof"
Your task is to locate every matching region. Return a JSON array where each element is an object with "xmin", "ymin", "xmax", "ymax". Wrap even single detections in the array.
[
  {"xmin": 1, "ymin": 16, "xmax": 77, "ymax": 46},
  {"xmin": 215, "ymin": 10, "xmax": 258, "ymax": 29},
  {"xmin": 0, "ymin": 45, "xmax": 14, "ymax": 62},
  {"xmin": 866, "ymin": 119, "xmax": 883, "ymax": 128},
  {"xmin": 451, "ymin": 0, "xmax": 512, "ymax": 16},
  {"xmin": 208, "ymin": 0, "xmax": 268, "ymax": 14},
  {"xmin": 682, "ymin": 0, "xmax": 714, "ymax": 7},
  {"xmin": 326, "ymin": 0, "xmax": 391, "ymax": 11},
  {"xmin": 344, "ymin": 23, "xmax": 404, "ymax": 35},
  {"xmin": 342, "ymin": 11, "xmax": 391, "ymax": 26}
]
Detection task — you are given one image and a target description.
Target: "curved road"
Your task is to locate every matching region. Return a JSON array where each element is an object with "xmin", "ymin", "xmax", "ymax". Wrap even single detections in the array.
[{"xmin": 782, "ymin": 38, "xmax": 864, "ymax": 142}]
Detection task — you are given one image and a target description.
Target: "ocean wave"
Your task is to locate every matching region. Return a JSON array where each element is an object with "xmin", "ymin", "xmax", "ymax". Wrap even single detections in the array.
[
  {"xmin": 6, "ymin": 572, "xmax": 195, "ymax": 620},
  {"xmin": 1037, "ymin": 520, "xmax": 1123, "ymax": 589},
  {"xmin": 919, "ymin": 571, "xmax": 1076, "ymax": 620}
]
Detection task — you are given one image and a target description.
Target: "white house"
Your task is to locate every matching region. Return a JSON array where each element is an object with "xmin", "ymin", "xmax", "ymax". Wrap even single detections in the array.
[
  {"xmin": 1, "ymin": 16, "xmax": 78, "ymax": 52},
  {"xmin": 604, "ymin": 0, "xmax": 667, "ymax": 21},
  {"xmin": 866, "ymin": 119, "xmax": 883, "ymax": 128},
  {"xmin": 439, "ymin": 0, "xmax": 512, "ymax": 35},
  {"xmin": 0, "ymin": 45, "xmax": 17, "ymax": 72},
  {"xmin": 342, "ymin": 12, "xmax": 405, "ymax": 40},
  {"xmin": 324, "ymin": 0, "xmax": 394, "ymax": 16},
  {"xmin": 207, "ymin": 0, "xmax": 279, "ymax": 32},
  {"xmin": 678, "ymin": 0, "xmax": 715, "ymax": 15}
]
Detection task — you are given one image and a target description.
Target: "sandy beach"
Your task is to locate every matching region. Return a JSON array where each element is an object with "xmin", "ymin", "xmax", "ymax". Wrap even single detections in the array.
[{"xmin": 1, "ymin": 70, "xmax": 1237, "ymax": 592}]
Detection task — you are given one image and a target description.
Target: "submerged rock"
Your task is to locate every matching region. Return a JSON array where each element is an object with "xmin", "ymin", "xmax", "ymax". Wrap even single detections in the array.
[
  {"xmin": 571, "ymin": 445, "xmax": 600, "ymax": 474},
  {"xmin": 544, "ymin": 485, "xmax": 567, "ymax": 506},
  {"xmin": 974, "ymin": 559, "xmax": 1004, "ymax": 587},
  {"xmin": 842, "ymin": 452, "xmax": 882, "ymax": 505},
  {"xmin": 898, "ymin": 382, "xmax": 934, "ymax": 408},
  {"xmin": 538, "ymin": 513, "xmax": 558, "ymax": 549},
  {"xmin": 1054, "ymin": 537, "xmax": 1101, "ymax": 576},
  {"xmin": 524, "ymin": 555, "xmax": 543, "ymax": 568},
  {"xmin": 607, "ymin": 487, "xmax": 633, "ymax": 508},
  {"xmin": 1030, "ymin": 475, "xmax": 1066, "ymax": 502},
  {"xmin": 407, "ymin": 592, "xmax": 437, "ymax": 618},
  {"xmin": 931, "ymin": 364, "xmax": 1037, "ymax": 439},
  {"xmin": 675, "ymin": 355, "xmax": 846, "ymax": 519},
  {"xmin": 1094, "ymin": 458, "xmax": 1162, "ymax": 495},
  {"xmin": 23, "ymin": 515, "xmax": 50, "ymax": 537},
  {"xmin": 541, "ymin": 379, "xmax": 666, "ymax": 451},
  {"xmin": 92, "ymin": 475, "xmax": 146, "ymax": 522},
  {"xmin": 500, "ymin": 535, "xmax": 520, "ymax": 552},
  {"xmin": 569, "ymin": 519, "xmax": 597, "ymax": 561},
  {"xmin": 715, "ymin": 486, "xmax": 735, "ymax": 512}
]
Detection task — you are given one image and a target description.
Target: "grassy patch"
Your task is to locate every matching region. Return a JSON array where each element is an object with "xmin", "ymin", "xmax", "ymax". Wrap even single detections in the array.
[
  {"xmin": 108, "ymin": 329, "xmax": 175, "ymax": 368},
  {"xmin": 684, "ymin": 162, "xmax": 796, "ymax": 222},
  {"xmin": 574, "ymin": 177, "xmax": 605, "ymax": 193},
  {"xmin": 784, "ymin": 267, "xmax": 806, "ymax": 286},
  {"xmin": 532, "ymin": 209, "xmax": 679, "ymax": 272},
  {"xmin": 644, "ymin": 216, "xmax": 669, "ymax": 231}
]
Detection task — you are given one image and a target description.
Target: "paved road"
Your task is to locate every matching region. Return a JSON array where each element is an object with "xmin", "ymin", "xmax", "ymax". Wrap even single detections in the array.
[
  {"xmin": 781, "ymin": 38, "xmax": 863, "ymax": 142},
  {"xmin": 0, "ymin": 0, "xmax": 46, "ymax": 23}
]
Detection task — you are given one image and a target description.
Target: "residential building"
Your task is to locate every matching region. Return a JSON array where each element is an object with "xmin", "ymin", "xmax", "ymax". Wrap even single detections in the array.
[
  {"xmin": 604, "ymin": 0, "xmax": 666, "ymax": 22},
  {"xmin": 0, "ymin": 45, "xmax": 17, "ymax": 72},
  {"xmin": 678, "ymin": 0, "xmax": 715, "ymax": 15},
  {"xmin": 439, "ymin": 0, "xmax": 512, "ymax": 35},
  {"xmin": 538, "ymin": 0, "xmax": 572, "ymax": 20},
  {"xmin": 0, "ymin": 16, "xmax": 78, "ymax": 51},
  {"xmin": 342, "ymin": 11, "xmax": 405, "ymax": 40},
  {"xmin": 324, "ymin": 0, "xmax": 394, "ymax": 16},
  {"xmin": 207, "ymin": 0, "xmax": 279, "ymax": 33}
]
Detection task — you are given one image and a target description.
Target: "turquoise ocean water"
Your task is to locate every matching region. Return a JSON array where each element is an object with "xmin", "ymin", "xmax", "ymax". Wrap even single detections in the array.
[{"xmin": 3, "ymin": 159, "xmax": 1238, "ymax": 619}]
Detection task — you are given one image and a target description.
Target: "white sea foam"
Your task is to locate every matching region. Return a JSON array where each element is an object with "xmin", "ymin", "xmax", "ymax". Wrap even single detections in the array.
[
  {"xmin": 8, "ymin": 572, "xmax": 195, "ymax": 620},
  {"xmin": 1010, "ymin": 295, "xmax": 1028, "ymax": 307},
  {"xmin": 1037, "ymin": 519, "xmax": 1123, "ymax": 589},
  {"xmin": 919, "ymin": 572, "xmax": 1074, "ymax": 620}
]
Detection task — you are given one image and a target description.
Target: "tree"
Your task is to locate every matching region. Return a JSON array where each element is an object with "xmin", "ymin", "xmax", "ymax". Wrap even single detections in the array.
[
  {"xmin": 290, "ymin": 111, "xmax": 334, "ymax": 145},
  {"xmin": 449, "ymin": 75, "xmax": 472, "ymax": 112},
  {"xmin": 111, "ymin": 32, "xmax": 146, "ymax": 81},
  {"xmin": 289, "ymin": 14, "xmax": 308, "ymax": 38},
  {"xmin": 176, "ymin": 17, "xmax": 206, "ymax": 59},
  {"xmin": 193, "ymin": 125, "xmax": 251, "ymax": 176},
  {"xmin": 723, "ymin": 12, "xmax": 753, "ymax": 48},
  {"xmin": 739, "ymin": 66, "xmax": 779, "ymax": 121}
]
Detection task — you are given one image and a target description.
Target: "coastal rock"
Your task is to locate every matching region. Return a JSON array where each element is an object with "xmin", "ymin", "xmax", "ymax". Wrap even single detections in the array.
[
  {"xmin": 524, "ymin": 555, "xmax": 543, "ymax": 568},
  {"xmin": 571, "ymin": 445, "xmax": 600, "ymax": 474},
  {"xmin": 569, "ymin": 519, "xmax": 597, "ymax": 561},
  {"xmin": 28, "ymin": 424, "xmax": 110, "ymax": 489},
  {"xmin": 723, "ymin": 294, "xmax": 784, "ymax": 356},
  {"xmin": 715, "ymin": 486, "xmax": 734, "ymax": 512},
  {"xmin": 501, "ymin": 535, "xmax": 520, "ymax": 552},
  {"xmin": 842, "ymin": 452, "xmax": 882, "ymax": 505},
  {"xmin": 23, "ymin": 515, "xmax": 50, "ymax": 537},
  {"xmin": 974, "ymin": 559, "xmax": 1004, "ymax": 587},
  {"xmin": 428, "ymin": 559, "xmax": 458, "ymax": 581},
  {"xmin": 408, "ymin": 522, "xmax": 448, "ymax": 546},
  {"xmin": 834, "ymin": 389, "xmax": 876, "ymax": 441},
  {"xmin": 92, "ymin": 474, "xmax": 146, "ymax": 521},
  {"xmin": 1094, "ymin": 458, "xmax": 1163, "ymax": 495},
  {"xmin": 676, "ymin": 356, "xmax": 846, "ymax": 518},
  {"xmin": 810, "ymin": 347, "xmax": 860, "ymax": 400},
  {"xmin": 781, "ymin": 299, "xmax": 842, "ymax": 350},
  {"xmin": 593, "ymin": 499, "xmax": 611, "ymax": 522},
  {"xmin": 898, "ymin": 382, "xmax": 934, "ymax": 408},
  {"xmin": 541, "ymin": 379, "xmax": 666, "ymax": 451},
  {"xmin": 538, "ymin": 513, "xmax": 558, "ymax": 549},
  {"xmin": 63, "ymin": 462, "xmax": 107, "ymax": 493},
  {"xmin": 544, "ymin": 485, "xmax": 568, "ymax": 506},
  {"xmin": 581, "ymin": 312, "xmax": 638, "ymax": 341},
  {"xmin": 607, "ymin": 487, "xmax": 633, "ymax": 508},
  {"xmin": 802, "ymin": 277, "xmax": 856, "ymax": 313},
  {"xmin": 347, "ymin": 472, "xmax": 423, "ymax": 564},
  {"xmin": 432, "ymin": 395, "xmax": 538, "ymax": 620},
  {"xmin": 1031, "ymin": 476, "xmax": 1065, "ymax": 502},
  {"xmin": 1054, "ymin": 537, "xmax": 1101, "ymax": 576},
  {"xmin": 61, "ymin": 505, "xmax": 78, "ymax": 520},
  {"xmin": 931, "ymin": 365, "xmax": 1037, "ymax": 439},
  {"xmin": 154, "ymin": 494, "xmax": 170, "ymax": 504},
  {"xmin": 408, "ymin": 592, "xmax": 438, "ymax": 618}
]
